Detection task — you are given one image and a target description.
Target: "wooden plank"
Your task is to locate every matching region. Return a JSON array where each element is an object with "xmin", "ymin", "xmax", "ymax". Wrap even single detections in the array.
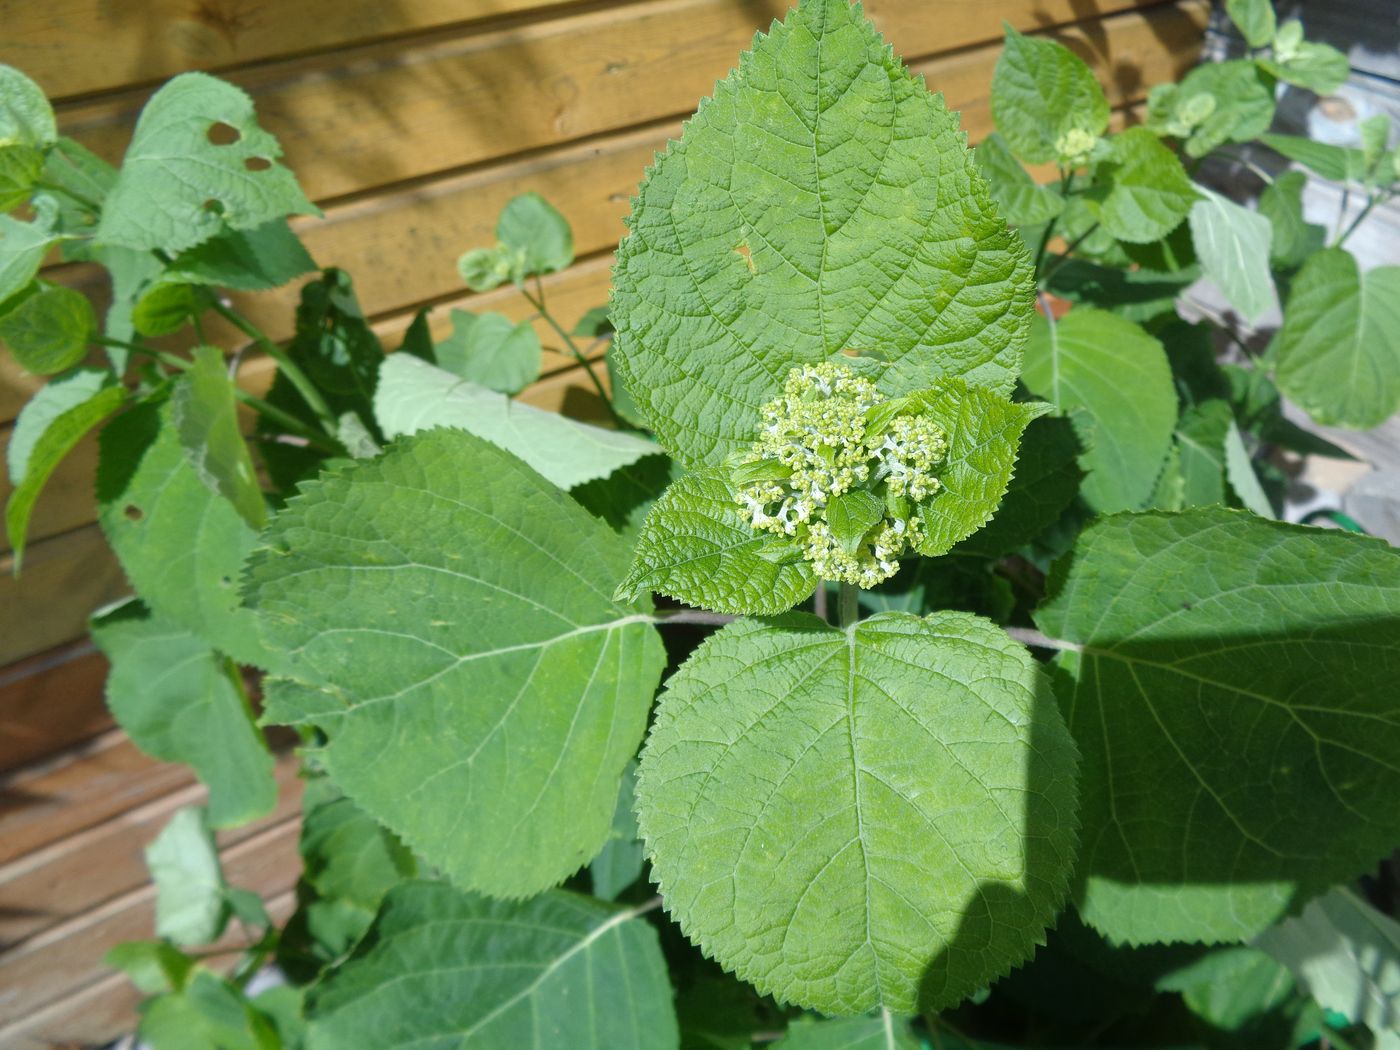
[
  {"xmin": 54, "ymin": 0, "xmax": 1179, "ymax": 204},
  {"xmin": 0, "ymin": 888, "xmax": 297, "ymax": 1050},
  {"xmin": 1, "ymin": 0, "xmax": 651, "ymax": 103},
  {"xmin": 0, "ymin": 642, "xmax": 109, "ymax": 772},
  {"xmin": 0, "ymin": 525, "xmax": 127, "ymax": 667},
  {"xmin": 0, "ymin": 814, "xmax": 301, "ymax": 1027},
  {"xmin": 0, "ymin": 750, "xmax": 303, "ymax": 948}
]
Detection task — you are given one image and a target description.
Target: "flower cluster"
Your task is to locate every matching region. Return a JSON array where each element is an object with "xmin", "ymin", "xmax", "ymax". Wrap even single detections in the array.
[{"xmin": 734, "ymin": 362, "xmax": 948, "ymax": 588}]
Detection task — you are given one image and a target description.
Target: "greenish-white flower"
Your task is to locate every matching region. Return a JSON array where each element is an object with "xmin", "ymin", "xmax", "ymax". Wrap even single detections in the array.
[{"xmin": 733, "ymin": 362, "xmax": 948, "ymax": 588}]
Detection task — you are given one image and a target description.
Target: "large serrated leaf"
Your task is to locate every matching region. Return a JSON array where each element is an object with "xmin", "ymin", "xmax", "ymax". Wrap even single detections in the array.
[
  {"xmin": 1021, "ymin": 309, "xmax": 1177, "ymax": 513},
  {"xmin": 1035, "ymin": 508, "xmax": 1400, "ymax": 945},
  {"xmin": 304, "ymin": 883, "xmax": 679, "ymax": 1049},
  {"xmin": 617, "ymin": 466, "xmax": 817, "ymax": 615},
  {"xmin": 1274, "ymin": 248, "xmax": 1400, "ymax": 430},
  {"xmin": 612, "ymin": 0, "xmax": 1033, "ymax": 468},
  {"xmin": 637, "ymin": 611, "xmax": 1079, "ymax": 1015},
  {"xmin": 374, "ymin": 353, "xmax": 656, "ymax": 490},
  {"xmin": 92, "ymin": 600, "xmax": 276, "ymax": 829},
  {"xmin": 97, "ymin": 73, "xmax": 317, "ymax": 253},
  {"xmin": 974, "ymin": 133, "xmax": 1064, "ymax": 226},
  {"xmin": 243, "ymin": 428, "xmax": 666, "ymax": 898},
  {"xmin": 96, "ymin": 398, "xmax": 279, "ymax": 670}
]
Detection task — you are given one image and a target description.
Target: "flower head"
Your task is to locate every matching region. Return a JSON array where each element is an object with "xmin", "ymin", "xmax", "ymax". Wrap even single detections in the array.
[{"xmin": 733, "ymin": 362, "xmax": 949, "ymax": 587}]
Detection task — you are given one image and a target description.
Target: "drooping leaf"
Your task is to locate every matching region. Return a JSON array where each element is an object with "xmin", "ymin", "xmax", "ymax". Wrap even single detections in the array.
[
  {"xmin": 953, "ymin": 415, "xmax": 1084, "ymax": 557},
  {"xmin": 1259, "ymin": 170, "xmax": 1325, "ymax": 270},
  {"xmin": 0, "ymin": 196, "xmax": 60, "ymax": 306},
  {"xmin": 1172, "ymin": 398, "xmax": 1231, "ymax": 509},
  {"xmin": 1223, "ymin": 419, "xmax": 1274, "ymax": 517},
  {"xmin": 97, "ymin": 398, "xmax": 279, "ymax": 669},
  {"xmin": 1256, "ymin": 887, "xmax": 1400, "ymax": 1047},
  {"xmin": 163, "ymin": 218, "xmax": 317, "ymax": 291},
  {"xmin": 1274, "ymin": 248, "xmax": 1400, "ymax": 429},
  {"xmin": 1188, "ymin": 185, "xmax": 1275, "ymax": 323},
  {"xmin": 0, "ymin": 64, "xmax": 57, "ymax": 151},
  {"xmin": 1262, "ymin": 133, "xmax": 1364, "ymax": 183},
  {"xmin": 433, "ymin": 309, "xmax": 543, "ymax": 395},
  {"xmin": 374, "ymin": 353, "xmax": 656, "ymax": 490},
  {"xmin": 97, "ymin": 72, "xmax": 317, "ymax": 253},
  {"xmin": 637, "ymin": 611, "xmax": 1079, "ymax": 1015},
  {"xmin": 974, "ymin": 133, "xmax": 1065, "ymax": 226},
  {"xmin": 774, "ymin": 1015, "xmax": 920, "ymax": 1050},
  {"xmin": 304, "ymin": 883, "xmax": 679, "ymax": 1049},
  {"xmin": 1226, "ymin": 0, "xmax": 1277, "ymax": 47},
  {"xmin": 244, "ymin": 428, "xmax": 666, "ymax": 897},
  {"xmin": 1086, "ymin": 128, "xmax": 1197, "ymax": 244},
  {"xmin": 1157, "ymin": 947, "xmax": 1296, "ymax": 1033},
  {"xmin": 1035, "ymin": 508, "xmax": 1400, "ymax": 945},
  {"xmin": 172, "ymin": 346, "xmax": 267, "ymax": 530},
  {"xmin": 612, "ymin": 0, "xmax": 1033, "ymax": 468},
  {"xmin": 614, "ymin": 465, "xmax": 817, "ymax": 614},
  {"xmin": 92, "ymin": 599, "xmax": 276, "ymax": 829},
  {"xmin": 6, "ymin": 367, "xmax": 124, "ymax": 566},
  {"xmin": 1020, "ymin": 309, "xmax": 1177, "ymax": 513},
  {"xmin": 147, "ymin": 806, "xmax": 230, "ymax": 945},
  {"xmin": 991, "ymin": 25, "xmax": 1109, "ymax": 165},
  {"xmin": 497, "ymin": 191, "xmax": 574, "ymax": 279},
  {"xmin": 590, "ymin": 760, "xmax": 646, "ymax": 901}
]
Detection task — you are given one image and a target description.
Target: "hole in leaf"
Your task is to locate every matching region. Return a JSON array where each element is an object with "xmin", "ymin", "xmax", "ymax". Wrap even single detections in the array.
[
  {"xmin": 207, "ymin": 121, "xmax": 241, "ymax": 146},
  {"xmin": 124, "ymin": 504, "xmax": 144, "ymax": 521},
  {"xmin": 203, "ymin": 199, "xmax": 225, "ymax": 215},
  {"xmin": 244, "ymin": 156, "xmax": 271, "ymax": 172}
]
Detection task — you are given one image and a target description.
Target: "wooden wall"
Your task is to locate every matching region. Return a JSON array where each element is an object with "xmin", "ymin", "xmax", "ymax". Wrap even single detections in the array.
[{"xmin": 0, "ymin": 1, "xmax": 1206, "ymax": 1044}]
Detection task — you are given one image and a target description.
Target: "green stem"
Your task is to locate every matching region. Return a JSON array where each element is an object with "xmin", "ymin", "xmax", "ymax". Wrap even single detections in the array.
[
  {"xmin": 522, "ymin": 280, "xmax": 626, "ymax": 428},
  {"xmin": 209, "ymin": 299, "xmax": 338, "ymax": 434},
  {"xmin": 1032, "ymin": 168, "xmax": 1075, "ymax": 277},
  {"xmin": 1038, "ymin": 222, "xmax": 1100, "ymax": 289},
  {"xmin": 239, "ymin": 391, "xmax": 343, "ymax": 454},
  {"xmin": 34, "ymin": 179, "xmax": 103, "ymax": 214},
  {"xmin": 95, "ymin": 335, "xmax": 190, "ymax": 372},
  {"xmin": 838, "ymin": 582, "xmax": 860, "ymax": 629},
  {"xmin": 1334, "ymin": 193, "xmax": 1380, "ymax": 248}
]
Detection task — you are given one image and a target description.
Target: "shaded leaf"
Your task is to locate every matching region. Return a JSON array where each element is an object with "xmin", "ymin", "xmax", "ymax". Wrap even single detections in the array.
[
  {"xmin": 172, "ymin": 346, "xmax": 267, "ymax": 530},
  {"xmin": 590, "ymin": 760, "xmax": 646, "ymax": 901},
  {"xmin": 163, "ymin": 218, "xmax": 317, "ymax": 291}
]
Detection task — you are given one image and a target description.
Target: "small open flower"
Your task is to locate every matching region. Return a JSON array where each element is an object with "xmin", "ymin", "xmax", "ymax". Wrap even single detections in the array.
[{"xmin": 732, "ymin": 362, "xmax": 948, "ymax": 587}]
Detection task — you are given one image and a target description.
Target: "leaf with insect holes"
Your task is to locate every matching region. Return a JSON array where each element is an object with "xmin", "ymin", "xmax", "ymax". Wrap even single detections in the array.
[
  {"xmin": 97, "ymin": 73, "xmax": 317, "ymax": 253},
  {"xmin": 611, "ymin": 0, "xmax": 1033, "ymax": 468}
]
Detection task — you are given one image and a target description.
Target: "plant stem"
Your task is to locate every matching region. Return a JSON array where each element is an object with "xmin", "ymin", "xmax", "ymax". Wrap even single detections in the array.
[
  {"xmin": 1003, "ymin": 625, "xmax": 1082, "ymax": 653},
  {"xmin": 653, "ymin": 609, "xmax": 738, "ymax": 627},
  {"xmin": 35, "ymin": 179, "xmax": 103, "ymax": 214},
  {"xmin": 522, "ymin": 278, "xmax": 626, "ymax": 428},
  {"xmin": 1032, "ymin": 168, "xmax": 1075, "ymax": 277},
  {"xmin": 1037, "ymin": 291, "xmax": 1057, "ymax": 339},
  {"xmin": 1333, "ymin": 185, "xmax": 1353, "ymax": 243},
  {"xmin": 94, "ymin": 335, "xmax": 190, "ymax": 372},
  {"xmin": 1335, "ymin": 193, "xmax": 1381, "ymax": 248},
  {"xmin": 209, "ymin": 299, "xmax": 338, "ymax": 435},
  {"xmin": 813, "ymin": 582, "xmax": 829, "ymax": 622},
  {"xmin": 838, "ymin": 582, "xmax": 860, "ymax": 629},
  {"xmin": 1038, "ymin": 222, "xmax": 1099, "ymax": 290}
]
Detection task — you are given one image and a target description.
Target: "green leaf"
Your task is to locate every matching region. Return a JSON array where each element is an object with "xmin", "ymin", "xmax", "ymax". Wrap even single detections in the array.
[
  {"xmin": 590, "ymin": 760, "xmax": 645, "ymax": 901},
  {"xmin": 1086, "ymin": 128, "xmax": 1197, "ymax": 244},
  {"xmin": 244, "ymin": 428, "xmax": 666, "ymax": 897},
  {"xmin": 374, "ymin": 353, "xmax": 656, "ymax": 489},
  {"xmin": 132, "ymin": 280, "xmax": 203, "ymax": 337},
  {"xmin": 0, "ymin": 145, "xmax": 43, "ymax": 212},
  {"xmin": 497, "ymin": 192, "xmax": 574, "ymax": 278},
  {"xmin": 163, "ymin": 218, "xmax": 317, "ymax": 291},
  {"xmin": 1262, "ymin": 133, "xmax": 1363, "ymax": 183},
  {"xmin": 1172, "ymin": 399, "xmax": 1231, "ymax": 509},
  {"xmin": 43, "ymin": 137, "xmax": 116, "ymax": 252},
  {"xmin": 92, "ymin": 599, "xmax": 277, "ymax": 829},
  {"xmin": 774, "ymin": 1015, "xmax": 920, "ymax": 1050},
  {"xmin": 0, "ymin": 64, "xmax": 57, "ymax": 152},
  {"xmin": 1274, "ymin": 247, "xmax": 1400, "ymax": 429},
  {"xmin": 1035, "ymin": 508, "xmax": 1400, "ymax": 944},
  {"xmin": 991, "ymin": 25, "xmax": 1109, "ymax": 165},
  {"xmin": 612, "ymin": 0, "xmax": 1033, "ymax": 468},
  {"xmin": 901, "ymin": 378, "xmax": 1048, "ymax": 556},
  {"xmin": 139, "ymin": 969, "xmax": 279, "ymax": 1050},
  {"xmin": 305, "ymin": 883, "xmax": 679, "ymax": 1049},
  {"xmin": 1020, "ymin": 309, "xmax": 1176, "ymax": 512},
  {"xmin": 0, "ymin": 197, "xmax": 59, "ymax": 306},
  {"xmin": 300, "ymin": 793, "xmax": 416, "ymax": 910},
  {"xmin": 1157, "ymin": 947, "xmax": 1296, "ymax": 1032},
  {"xmin": 0, "ymin": 282, "xmax": 95, "ymax": 375},
  {"xmin": 953, "ymin": 415, "xmax": 1084, "ymax": 557},
  {"xmin": 1259, "ymin": 170, "xmax": 1326, "ymax": 270},
  {"xmin": 457, "ymin": 244, "xmax": 513, "ymax": 292},
  {"xmin": 571, "ymin": 452, "xmax": 676, "ymax": 543},
  {"xmin": 105, "ymin": 940, "xmax": 196, "ymax": 995},
  {"xmin": 433, "ymin": 309, "xmax": 543, "ymax": 395},
  {"xmin": 974, "ymin": 133, "xmax": 1065, "ymax": 226},
  {"xmin": 614, "ymin": 465, "xmax": 817, "ymax": 615},
  {"xmin": 1226, "ymin": 0, "xmax": 1277, "ymax": 47},
  {"xmin": 1256, "ymin": 887, "xmax": 1400, "ymax": 1045},
  {"xmin": 97, "ymin": 72, "xmax": 317, "ymax": 253},
  {"xmin": 147, "ymin": 806, "xmax": 229, "ymax": 945},
  {"xmin": 1043, "ymin": 257, "xmax": 1196, "ymax": 326},
  {"xmin": 6, "ymin": 367, "xmax": 123, "ymax": 566},
  {"xmin": 573, "ymin": 305, "xmax": 611, "ymax": 338},
  {"xmin": 637, "ymin": 611, "xmax": 1079, "ymax": 1015},
  {"xmin": 1187, "ymin": 185, "xmax": 1275, "ymax": 323},
  {"xmin": 826, "ymin": 488, "xmax": 885, "ymax": 553},
  {"xmin": 172, "ymin": 346, "xmax": 267, "ymax": 530},
  {"xmin": 1223, "ymin": 419, "xmax": 1274, "ymax": 517},
  {"xmin": 1160, "ymin": 61, "xmax": 1275, "ymax": 160},
  {"xmin": 1262, "ymin": 37, "xmax": 1350, "ymax": 95},
  {"xmin": 97, "ymin": 398, "xmax": 279, "ymax": 669}
]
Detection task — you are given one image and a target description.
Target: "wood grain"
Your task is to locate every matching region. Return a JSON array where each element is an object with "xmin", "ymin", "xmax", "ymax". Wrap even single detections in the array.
[{"xmin": 0, "ymin": 642, "xmax": 110, "ymax": 771}]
